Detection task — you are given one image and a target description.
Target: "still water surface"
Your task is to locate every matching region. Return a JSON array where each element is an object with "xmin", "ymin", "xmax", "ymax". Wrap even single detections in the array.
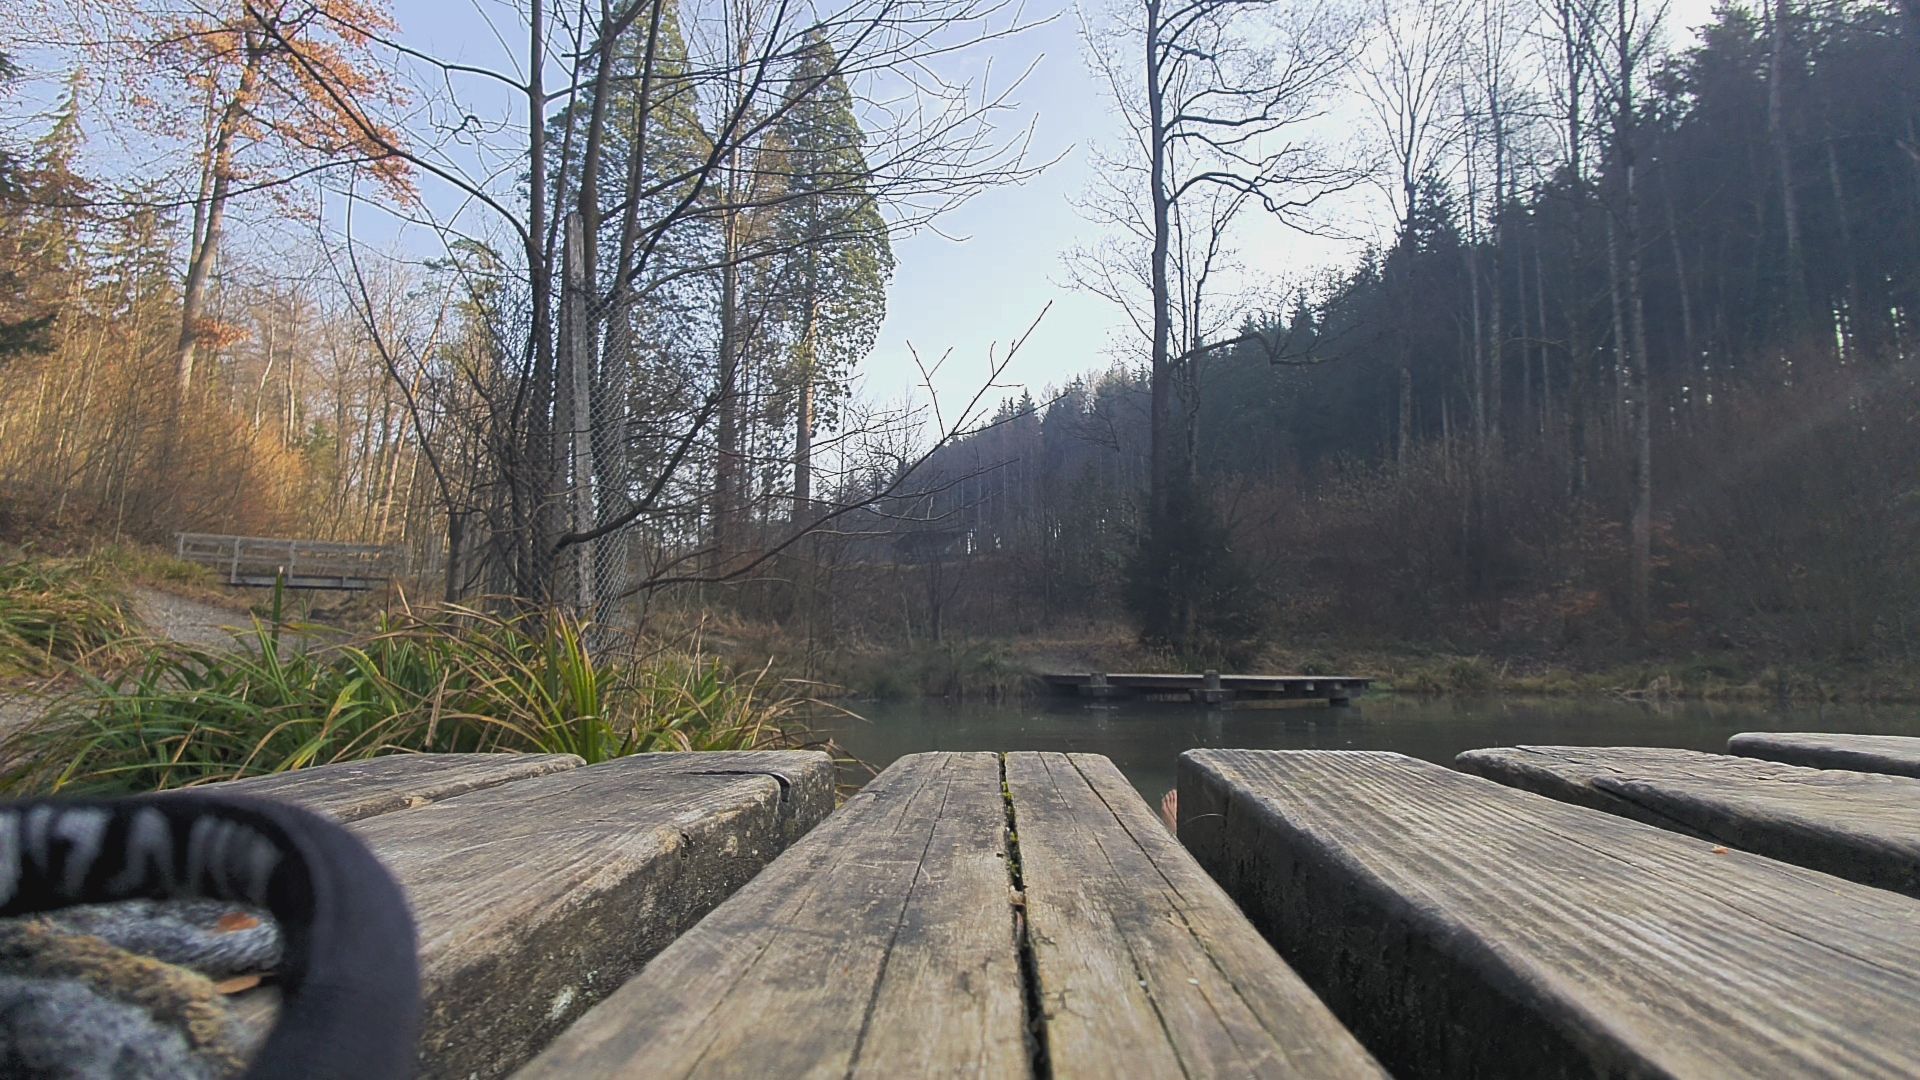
[{"xmin": 814, "ymin": 695, "xmax": 1920, "ymax": 800}]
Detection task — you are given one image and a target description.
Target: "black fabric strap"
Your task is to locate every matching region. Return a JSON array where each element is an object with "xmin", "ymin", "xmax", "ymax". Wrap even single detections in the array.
[{"xmin": 0, "ymin": 793, "xmax": 421, "ymax": 1080}]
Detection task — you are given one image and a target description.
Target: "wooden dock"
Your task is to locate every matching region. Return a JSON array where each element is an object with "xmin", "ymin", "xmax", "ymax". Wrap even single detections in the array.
[
  {"xmin": 1181, "ymin": 744, "xmax": 1920, "ymax": 1078},
  {"xmin": 1457, "ymin": 743, "xmax": 1920, "ymax": 897},
  {"xmin": 518, "ymin": 752, "xmax": 1381, "ymax": 1078},
  {"xmin": 1041, "ymin": 670, "xmax": 1370, "ymax": 706},
  {"xmin": 175, "ymin": 532, "xmax": 399, "ymax": 590},
  {"xmin": 213, "ymin": 751, "xmax": 835, "ymax": 1079},
  {"xmin": 147, "ymin": 732, "xmax": 1920, "ymax": 1076},
  {"xmin": 1729, "ymin": 730, "xmax": 1920, "ymax": 777}
]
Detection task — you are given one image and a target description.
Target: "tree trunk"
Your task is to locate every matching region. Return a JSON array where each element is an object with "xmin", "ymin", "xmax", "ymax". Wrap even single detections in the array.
[
  {"xmin": 714, "ymin": 210, "xmax": 742, "ymax": 564},
  {"xmin": 445, "ymin": 509, "xmax": 464, "ymax": 605},
  {"xmin": 1488, "ymin": 96, "xmax": 1506, "ymax": 452},
  {"xmin": 563, "ymin": 213, "xmax": 596, "ymax": 616},
  {"xmin": 1616, "ymin": 0, "xmax": 1654, "ymax": 640},
  {"xmin": 1560, "ymin": 0, "xmax": 1590, "ymax": 498},
  {"xmin": 1517, "ymin": 222, "xmax": 1533, "ymax": 436},
  {"xmin": 522, "ymin": 0, "xmax": 558, "ymax": 604},
  {"xmin": 1605, "ymin": 212, "xmax": 1628, "ymax": 440},
  {"xmin": 173, "ymin": 51, "xmax": 258, "ymax": 401},
  {"xmin": 1825, "ymin": 138, "xmax": 1864, "ymax": 355},
  {"xmin": 1768, "ymin": 0, "xmax": 1808, "ymax": 332},
  {"xmin": 1146, "ymin": 0, "xmax": 1175, "ymax": 522},
  {"xmin": 1662, "ymin": 172, "xmax": 1697, "ymax": 395},
  {"xmin": 1398, "ymin": 358, "xmax": 1414, "ymax": 465},
  {"xmin": 793, "ymin": 298, "xmax": 818, "ymax": 515},
  {"xmin": 1535, "ymin": 239, "xmax": 1553, "ymax": 438}
]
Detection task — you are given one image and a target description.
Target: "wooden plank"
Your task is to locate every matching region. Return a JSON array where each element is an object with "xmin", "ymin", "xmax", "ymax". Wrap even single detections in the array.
[
  {"xmin": 1180, "ymin": 749, "xmax": 1920, "ymax": 1080},
  {"xmin": 204, "ymin": 752, "xmax": 583, "ymax": 822},
  {"xmin": 1005, "ymin": 752, "xmax": 1382, "ymax": 1079},
  {"xmin": 1730, "ymin": 732, "xmax": 1920, "ymax": 778},
  {"xmin": 243, "ymin": 750, "xmax": 834, "ymax": 1080},
  {"xmin": 1457, "ymin": 744, "xmax": 1920, "ymax": 897},
  {"xmin": 516, "ymin": 752, "xmax": 1030, "ymax": 1079}
]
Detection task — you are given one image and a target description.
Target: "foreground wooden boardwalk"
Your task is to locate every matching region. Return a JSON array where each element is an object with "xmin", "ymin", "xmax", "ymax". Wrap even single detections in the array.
[
  {"xmin": 1457, "ymin": 743, "xmax": 1920, "ymax": 896},
  {"xmin": 220, "ymin": 751, "xmax": 834, "ymax": 1080},
  {"xmin": 193, "ymin": 737, "xmax": 1920, "ymax": 1076},
  {"xmin": 517, "ymin": 752, "xmax": 1382, "ymax": 1078},
  {"xmin": 1182, "ymin": 748, "xmax": 1920, "ymax": 1079}
]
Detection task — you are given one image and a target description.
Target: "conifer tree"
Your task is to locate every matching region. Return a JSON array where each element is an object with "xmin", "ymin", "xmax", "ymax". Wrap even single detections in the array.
[{"xmin": 768, "ymin": 31, "xmax": 893, "ymax": 512}]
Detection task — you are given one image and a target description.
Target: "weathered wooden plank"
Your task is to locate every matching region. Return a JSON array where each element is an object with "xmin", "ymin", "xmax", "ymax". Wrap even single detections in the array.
[
  {"xmin": 239, "ymin": 750, "xmax": 833, "ymax": 1080},
  {"xmin": 516, "ymin": 751, "xmax": 1026, "ymax": 1079},
  {"xmin": 1005, "ymin": 752, "xmax": 1382, "ymax": 1079},
  {"xmin": 1180, "ymin": 749, "xmax": 1920, "ymax": 1080},
  {"xmin": 1457, "ymin": 744, "xmax": 1920, "ymax": 896},
  {"xmin": 203, "ymin": 752, "xmax": 583, "ymax": 821},
  {"xmin": 1730, "ymin": 732, "xmax": 1920, "ymax": 778}
]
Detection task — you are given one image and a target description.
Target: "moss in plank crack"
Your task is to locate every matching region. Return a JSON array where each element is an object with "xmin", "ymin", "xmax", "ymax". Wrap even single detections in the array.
[{"xmin": 1000, "ymin": 754, "xmax": 1050, "ymax": 1078}]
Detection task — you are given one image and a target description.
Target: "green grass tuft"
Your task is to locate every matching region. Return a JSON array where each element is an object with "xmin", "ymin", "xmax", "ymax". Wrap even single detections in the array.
[
  {"xmin": 0, "ymin": 554, "xmax": 139, "ymax": 679},
  {"xmin": 0, "ymin": 600, "xmax": 824, "ymax": 795}
]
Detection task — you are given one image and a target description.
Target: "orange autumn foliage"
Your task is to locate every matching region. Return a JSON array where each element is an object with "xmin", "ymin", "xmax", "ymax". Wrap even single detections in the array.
[{"xmin": 104, "ymin": 1, "xmax": 414, "ymax": 203}]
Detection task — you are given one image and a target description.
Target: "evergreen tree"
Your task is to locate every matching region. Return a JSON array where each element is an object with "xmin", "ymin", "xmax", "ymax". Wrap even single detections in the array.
[
  {"xmin": 768, "ymin": 30, "xmax": 894, "ymax": 511},
  {"xmin": 0, "ymin": 78, "xmax": 90, "ymax": 361}
]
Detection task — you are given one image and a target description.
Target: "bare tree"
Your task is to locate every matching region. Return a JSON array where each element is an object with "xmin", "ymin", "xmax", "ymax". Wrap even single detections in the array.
[
  {"xmin": 1353, "ymin": 0, "xmax": 1470, "ymax": 463},
  {"xmin": 1585, "ymin": 0, "xmax": 1667, "ymax": 636},
  {"xmin": 282, "ymin": 0, "xmax": 1044, "ymax": 613},
  {"xmin": 1074, "ymin": 0, "xmax": 1361, "ymax": 522},
  {"xmin": 1536, "ymin": 0, "xmax": 1600, "ymax": 495}
]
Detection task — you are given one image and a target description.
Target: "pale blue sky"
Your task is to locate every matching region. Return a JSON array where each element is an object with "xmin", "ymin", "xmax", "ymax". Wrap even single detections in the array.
[
  {"xmin": 846, "ymin": 0, "xmax": 1721, "ymax": 414},
  {"xmin": 18, "ymin": 0, "xmax": 1714, "ymax": 425}
]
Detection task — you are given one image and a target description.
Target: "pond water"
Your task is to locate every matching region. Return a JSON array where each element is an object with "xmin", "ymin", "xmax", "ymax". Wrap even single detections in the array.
[{"xmin": 813, "ymin": 694, "xmax": 1920, "ymax": 801}]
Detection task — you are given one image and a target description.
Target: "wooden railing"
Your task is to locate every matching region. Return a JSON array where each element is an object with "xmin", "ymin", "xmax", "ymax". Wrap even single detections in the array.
[{"xmin": 174, "ymin": 533, "xmax": 399, "ymax": 590}]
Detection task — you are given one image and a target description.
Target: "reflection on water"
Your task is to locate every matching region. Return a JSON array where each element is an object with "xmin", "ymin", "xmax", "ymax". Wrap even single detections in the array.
[{"xmin": 814, "ymin": 695, "xmax": 1920, "ymax": 801}]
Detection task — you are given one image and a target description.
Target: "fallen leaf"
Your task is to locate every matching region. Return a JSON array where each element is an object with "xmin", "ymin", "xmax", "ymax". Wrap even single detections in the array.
[
  {"xmin": 216, "ymin": 912, "xmax": 262, "ymax": 933},
  {"xmin": 1711, "ymin": 846, "xmax": 1729, "ymax": 855},
  {"xmin": 213, "ymin": 975, "xmax": 262, "ymax": 994}
]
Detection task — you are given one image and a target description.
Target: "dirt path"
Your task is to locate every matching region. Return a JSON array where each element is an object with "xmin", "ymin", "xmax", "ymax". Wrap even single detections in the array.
[
  {"xmin": 127, "ymin": 586, "xmax": 251, "ymax": 649},
  {"xmin": 1, "ymin": 588, "xmax": 254, "ymax": 743}
]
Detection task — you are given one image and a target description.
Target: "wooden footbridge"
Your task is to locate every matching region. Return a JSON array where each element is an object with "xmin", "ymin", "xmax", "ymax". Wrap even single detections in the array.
[
  {"xmin": 191, "ymin": 731, "xmax": 1920, "ymax": 1076},
  {"xmin": 174, "ymin": 532, "xmax": 398, "ymax": 590}
]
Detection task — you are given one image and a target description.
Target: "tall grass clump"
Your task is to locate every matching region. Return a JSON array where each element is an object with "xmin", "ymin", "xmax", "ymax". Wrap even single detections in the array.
[
  {"xmin": 0, "ymin": 600, "xmax": 821, "ymax": 795},
  {"xmin": 0, "ymin": 554, "xmax": 138, "ymax": 678}
]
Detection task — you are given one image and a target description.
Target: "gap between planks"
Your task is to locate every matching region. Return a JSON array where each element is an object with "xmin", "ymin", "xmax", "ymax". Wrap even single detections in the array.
[
  {"xmin": 1000, "ymin": 753, "xmax": 1053, "ymax": 1079},
  {"xmin": 518, "ymin": 752, "xmax": 1378, "ymax": 1079}
]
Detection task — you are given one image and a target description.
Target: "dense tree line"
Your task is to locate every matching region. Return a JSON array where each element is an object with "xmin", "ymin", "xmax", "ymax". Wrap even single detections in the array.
[
  {"xmin": 877, "ymin": 0, "xmax": 1919, "ymax": 664},
  {"xmin": 5, "ymin": 0, "xmax": 1915, "ymax": 671}
]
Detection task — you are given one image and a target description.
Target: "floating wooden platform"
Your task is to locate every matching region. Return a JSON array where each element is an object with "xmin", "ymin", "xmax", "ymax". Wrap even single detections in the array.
[
  {"xmin": 1041, "ymin": 671, "xmax": 1369, "ymax": 706},
  {"xmin": 1181, "ymin": 749, "xmax": 1920, "ymax": 1079}
]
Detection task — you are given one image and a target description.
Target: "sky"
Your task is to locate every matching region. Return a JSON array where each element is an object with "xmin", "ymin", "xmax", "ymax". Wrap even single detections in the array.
[
  {"xmin": 17, "ymin": 0, "xmax": 1715, "ymax": 427},
  {"xmin": 839, "ymin": 0, "xmax": 1723, "ymax": 415}
]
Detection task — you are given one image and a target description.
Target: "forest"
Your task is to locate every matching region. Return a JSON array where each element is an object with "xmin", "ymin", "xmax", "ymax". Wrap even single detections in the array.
[
  {"xmin": 882, "ymin": 0, "xmax": 1920, "ymax": 681},
  {"xmin": 2, "ymin": 0, "xmax": 1917, "ymax": 693}
]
